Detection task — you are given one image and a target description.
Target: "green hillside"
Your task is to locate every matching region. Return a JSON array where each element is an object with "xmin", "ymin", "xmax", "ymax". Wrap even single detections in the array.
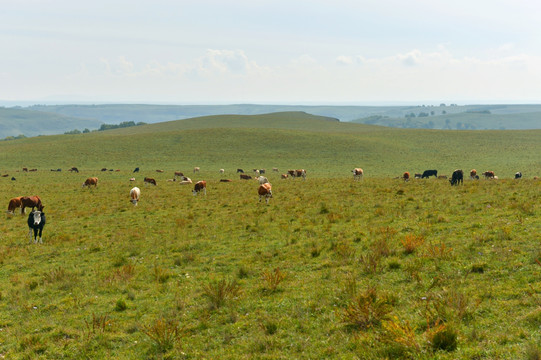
[
  {"xmin": 1, "ymin": 112, "xmax": 540, "ymax": 178},
  {"xmin": 0, "ymin": 107, "xmax": 103, "ymax": 138}
]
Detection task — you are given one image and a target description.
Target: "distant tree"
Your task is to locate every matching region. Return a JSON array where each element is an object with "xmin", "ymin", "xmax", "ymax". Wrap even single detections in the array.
[
  {"xmin": 83, "ymin": 128, "xmax": 90, "ymax": 133},
  {"xmin": 442, "ymin": 110, "xmax": 447, "ymax": 115},
  {"xmin": 427, "ymin": 120, "xmax": 435, "ymax": 129},
  {"xmin": 64, "ymin": 129, "xmax": 81, "ymax": 134},
  {"xmin": 430, "ymin": 111, "xmax": 435, "ymax": 116},
  {"xmin": 440, "ymin": 103, "xmax": 446, "ymax": 107},
  {"xmin": 418, "ymin": 112, "xmax": 429, "ymax": 117}
]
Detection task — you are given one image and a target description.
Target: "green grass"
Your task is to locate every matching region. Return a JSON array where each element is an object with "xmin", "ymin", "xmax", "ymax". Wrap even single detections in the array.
[{"xmin": 0, "ymin": 113, "xmax": 540, "ymax": 358}]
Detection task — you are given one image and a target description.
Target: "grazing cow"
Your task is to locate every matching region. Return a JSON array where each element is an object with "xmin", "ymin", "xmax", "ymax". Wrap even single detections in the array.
[
  {"xmin": 352, "ymin": 168, "xmax": 364, "ymax": 181},
  {"xmin": 240, "ymin": 174, "xmax": 252, "ymax": 180},
  {"xmin": 515, "ymin": 172, "xmax": 522, "ymax": 179},
  {"xmin": 29, "ymin": 169, "xmax": 37, "ymax": 172},
  {"xmin": 534, "ymin": 176, "xmax": 539, "ymax": 180},
  {"xmin": 82, "ymin": 177, "xmax": 98, "ymax": 188},
  {"xmin": 272, "ymin": 168, "xmax": 279, "ymax": 172},
  {"xmin": 130, "ymin": 177, "xmax": 136, "ymax": 181},
  {"xmin": 11, "ymin": 177, "xmax": 16, "ymax": 181},
  {"xmin": 21, "ymin": 196, "xmax": 43, "ymax": 214},
  {"xmin": 193, "ymin": 180, "xmax": 206, "ymax": 195},
  {"xmin": 403, "ymin": 172, "xmax": 410, "ymax": 182},
  {"xmin": 483, "ymin": 171, "xmax": 495, "ymax": 179},
  {"xmin": 470, "ymin": 169, "xmax": 477, "ymax": 179},
  {"xmin": 237, "ymin": 168, "xmax": 244, "ymax": 173},
  {"xmin": 257, "ymin": 176, "xmax": 269, "ymax": 185},
  {"xmin": 281, "ymin": 174, "xmax": 288, "ymax": 179},
  {"xmin": 179, "ymin": 176, "xmax": 192, "ymax": 185},
  {"xmin": 28, "ymin": 210, "xmax": 46, "ymax": 244},
  {"xmin": 193, "ymin": 167, "xmax": 200, "ymax": 173},
  {"xmin": 156, "ymin": 169, "xmax": 164, "ymax": 173},
  {"xmin": 258, "ymin": 183, "xmax": 273, "ymax": 204},
  {"xmin": 220, "ymin": 179, "xmax": 233, "ymax": 182},
  {"xmin": 259, "ymin": 169, "xmax": 266, "ymax": 174},
  {"xmin": 414, "ymin": 173, "xmax": 422, "ymax": 179},
  {"xmin": 7, "ymin": 196, "xmax": 23, "ymax": 214},
  {"xmin": 133, "ymin": 167, "xmax": 140, "ymax": 173},
  {"xmin": 253, "ymin": 169, "xmax": 260, "ymax": 176},
  {"xmin": 287, "ymin": 170, "xmax": 296, "ymax": 177},
  {"xmin": 144, "ymin": 177, "xmax": 157, "ymax": 186},
  {"xmin": 219, "ymin": 169, "xmax": 225, "ymax": 174},
  {"xmin": 449, "ymin": 169, "xmax": 464, "ymax": 186},
  {"xmin": 130, "ymin": 187, "xmax": 141, "ymax": 206},
  {"xmin": 295, "ymin": 169, "xmax": 307, "ymax": 180},
  {"xmin": 1, "ymin": 174, "xmax": 8, "ymax": 177},
  {"xmin": 68, "ymin": 167, "xmax": 79, "ymax": 173},
  {"xmin": 174, "ymin": 171, "xmax": 184, "ymax": 179},
  {"xmin": 22, "ymin": 167, "xmax": 28, "ymax": 172},
  {"xmin": 101, "ymin": 168, "xmax": 107, "ymax": 172},
  {"xmin": 421, "ymin": 170, "xmax": 438, "ymax": 178}
]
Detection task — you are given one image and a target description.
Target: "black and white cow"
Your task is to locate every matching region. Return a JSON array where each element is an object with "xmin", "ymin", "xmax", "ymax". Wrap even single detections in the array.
[
  {"xmin": 28, "ymin": 210, "xmax": 46, "ymax": 244},
  {"xmin": 515, "ymin": 172, "xmax": 522, "ymax": 179}
]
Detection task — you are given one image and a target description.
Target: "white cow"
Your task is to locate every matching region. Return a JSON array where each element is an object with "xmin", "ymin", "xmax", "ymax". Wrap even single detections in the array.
[
  {"xmin": 130, "ymin": 187, "xmax": 141, "ymax": 206},
  {"xmin": 257, "ymin": 176, "xmax": 269, "ymax": 185}
]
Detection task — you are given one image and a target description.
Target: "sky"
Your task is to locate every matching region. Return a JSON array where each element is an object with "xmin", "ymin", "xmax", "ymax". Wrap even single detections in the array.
[{"xmin": 1, "ymin": 0, "xmax": 541, "ymax": 105}]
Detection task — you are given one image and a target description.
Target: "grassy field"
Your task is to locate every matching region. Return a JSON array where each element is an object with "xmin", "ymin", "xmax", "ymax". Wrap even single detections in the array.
[{"xmin": 0, "ymin": 113, "xmax": 540, "ymax": 359}]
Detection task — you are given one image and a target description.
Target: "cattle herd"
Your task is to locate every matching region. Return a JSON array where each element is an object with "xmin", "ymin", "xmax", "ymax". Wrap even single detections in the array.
[{"xmin": 4, "ymin": 165, "xmax": 538, "ymax": 244}]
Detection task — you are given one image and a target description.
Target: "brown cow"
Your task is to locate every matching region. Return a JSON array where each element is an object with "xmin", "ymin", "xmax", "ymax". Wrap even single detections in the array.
[
  {"xmin": 240, "ymin": 174, "xmax": 252, "ymax": 180},
  {"xmin": 258, "ymin": 183, "xmax": 273, "ymax": 204},
  {"xmin": 7, "ymin": 196, "xmax": 23, "ymax": 214},
  {"xmin": 144, "ymin": 177, "xmax": 157, "ymax": 186},
  {"xmin": 403, "ymin": 172, "xmax": 410, "ymax": 182},
  {"xmin": 483, "ymin": 171, "xmax": 495, "ymax": 179},
  {"xmin": 193, "ymin": 180, "xmax": 206, "ymax": 195},
  {"xmin": 470, "ymin": 169, "xmax": 477, "ymax": 179},
  {"xmin": 21, "ymin": 196, "xmax": 43, "ymax": 214},
  {"xmin": 156, "ymin": 169, "xmax": 164, "ymax": 173},
  {"xmin": 220, "ymin": 179, "xmax": 233, "ymax": 182},
  {"xmin": 82, "ymin": 177, "xmax": 98, "ymax": 188},
  {"xmin": 352, "ymin": 168, "xmax": 363, "ymax": 181},
  {"xmin": 174, "ymin": 171, "xmax": 184, "ymax": 179},
  {"xmin": 193, "ymin": 167, "xmax": 200, "ymax": 173},
  {"xmin": 22, "ymin": 167, "xmax": 28, "ymax": 172},
  {"xmin": 281, "ymin": 174, "xmax": 288, "ymax": 179}
]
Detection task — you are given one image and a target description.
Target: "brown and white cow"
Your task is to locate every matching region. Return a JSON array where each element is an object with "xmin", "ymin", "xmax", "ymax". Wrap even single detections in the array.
[
  {"xmin": 483, "ymin": 171, "xmax": 495, "ymax": 179},
  {"xmin": 257, "ymin": 176, "xmax": 269, "ymax": 185},
  {"xmin": 193, "ymin": 180, "xmax": 206, "ymax": 195},
  {"xmin": 7, "ymin": 196, "xmax": 23, "ymax": 214},
  {"xmin": 174, "ymin": 171, "xmax": 184, "ymax": 180},
  {"xmin": 82, "ymin": 177, "xmax": 98, "ymax": 188},
  {"xmin": 470, "ymin": 169, "xmax": 477, "ymax": 179},
  {"xmin": 281, "ymin": 174, "xmax": 288, "ymax": 179},
  {"xmin": 179, "ymin": 176, "xmax": 192, "ymax": 185},
  {"xmin": 295, "ymin": 169, "xmax": 307, "ymax": 180},
  {"xmin": 352, "ymin": 168, "xmax": 363, "ymax": 181},
  {"xmin": 193, "ymin": 167, "xmax": 200, "ymax": 173},
  {"xmin": 403, "ymin": 172, "xmax": 410, "ymax": 182},
  {"xmin": 156, "ymin": 169, "xmax": 164, "ymax": 173},
  {"xmin": 144, "ymin": 177, "xmax": 157, "ymax": 186},
  {"xmin": 129, "ymin": 187, "xmax": 140, "ymax": 206},
  {"xmin": 258, "ymin": 183, "xmax": 272, "ymax": 204}
]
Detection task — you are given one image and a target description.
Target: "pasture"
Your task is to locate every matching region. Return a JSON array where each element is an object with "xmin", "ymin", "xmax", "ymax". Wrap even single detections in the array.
[
  {"xmin": 0, "ymin": 113, "xmax": 540, "ymax": 358},
  {"xmin": 0, "ymin": 170, "xmax": 540, "ymax": 359}
]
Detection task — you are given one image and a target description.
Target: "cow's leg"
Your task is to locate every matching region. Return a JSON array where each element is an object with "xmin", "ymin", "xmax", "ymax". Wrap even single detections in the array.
[{"xmin": 38, "ymin": 227, "xmax": 43, "ymax": 244}]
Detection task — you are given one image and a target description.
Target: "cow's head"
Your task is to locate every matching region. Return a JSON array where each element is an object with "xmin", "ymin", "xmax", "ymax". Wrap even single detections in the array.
[{"xmin": 32, "ymin": 211, "xmax": 43, "ymax": 226}]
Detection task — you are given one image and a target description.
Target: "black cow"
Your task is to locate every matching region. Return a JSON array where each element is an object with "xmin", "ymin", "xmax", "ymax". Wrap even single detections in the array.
[
  {"xmin": 449, "ymin": 169, "xmax": 464, "ymax": 186},
  {"xmin": 28, "ymin": 210, "xmax": 46, "ymax": 244},
  {"xmin": 515, "ymin": 172, "xmax": 522, "ymax": 179},
  {"xmin": 259, "ymin": 169, "xmax": 266, "ymax": 174},
  {"xmin": 236, "ymin": 168, "xmax": 244, "ymax": 173},
  {"xmin": 133, "ymin": 167, "xmax": 140, "ymax": 173},
  {"xmin": 421, "ymin": 170, "xmax": 438, "ymax": 178}
]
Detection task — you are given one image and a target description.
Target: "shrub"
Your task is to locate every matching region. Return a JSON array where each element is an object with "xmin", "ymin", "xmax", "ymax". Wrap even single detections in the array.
[
  {"xmin": 401, "ymin": 234, "xmax": 425, "ymax": 255},
  {"xmin": 428, "ymin": 324, "xmax": 458, "ymax": 352},
  {"xmin": 340, "ymin": 287, "xmax": 393, "ymax": 329},
  {"xmin": 262, "ymin": 267, "xmax": 286, "ymax": 292},
  {"xmin": 202, "ymin": 278, "xmax": 242, "ymax": 309},
  {"xmin": 141, "ymin": 318, "xmax": 182, "ymax": 353}
]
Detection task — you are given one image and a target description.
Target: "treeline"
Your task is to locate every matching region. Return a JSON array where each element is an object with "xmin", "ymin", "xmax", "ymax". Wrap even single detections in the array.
[{"xmin": 64, "ymin": 121, "xmax": 147, "ymax": 135}]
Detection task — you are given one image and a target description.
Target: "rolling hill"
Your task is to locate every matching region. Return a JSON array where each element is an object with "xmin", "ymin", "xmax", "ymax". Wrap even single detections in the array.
[{"xmin": 1, "ymin": 112, "xmax": 539, "ymax": 178}]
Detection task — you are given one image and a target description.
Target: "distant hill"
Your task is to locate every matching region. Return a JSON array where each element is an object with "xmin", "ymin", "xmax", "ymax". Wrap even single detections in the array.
[
  {"xmin": 0, "ymin": 107, "xmax": 103, "ymax": 139},
  {"xmin": 1, "ymin": 103, "xmax": 541, "ymax": 139}
]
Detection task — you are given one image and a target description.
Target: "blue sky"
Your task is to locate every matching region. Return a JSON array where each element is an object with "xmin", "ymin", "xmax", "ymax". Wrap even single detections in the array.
[{"xmin": 1, "ymin": 0, "xmax": 540, "ymax": 104}]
